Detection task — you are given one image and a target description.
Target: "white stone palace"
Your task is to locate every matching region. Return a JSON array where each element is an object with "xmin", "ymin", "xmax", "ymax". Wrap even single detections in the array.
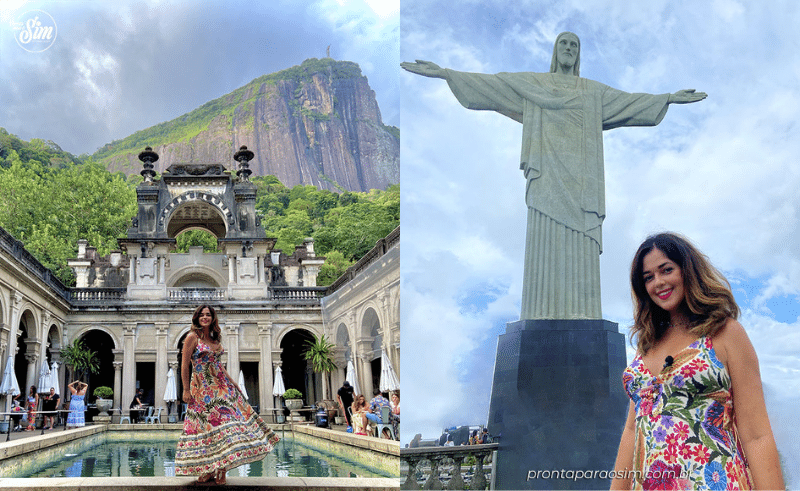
[{"xmin": 0, "ymin": 147, "xmax": 399, "ymax": 422}]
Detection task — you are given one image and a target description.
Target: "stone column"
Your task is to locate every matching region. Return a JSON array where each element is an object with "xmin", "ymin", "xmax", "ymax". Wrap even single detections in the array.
[
  {"xmin": 121, "ymin": 323, "xmax": 136, "ymax": 417},
  {"xmin": 112, "ymin": 360, "xmax": 123, "ymax": 410},
  {"xmin": 257, "ymin": 255, "xmax": 265, "ymax": 285},
  {"xmin": 227, "ymin": 255, "xmax": 236, "ymax": 284},
  {"xmin": 257, "ymin": 322, "xmax": 274, "ymax": 414},
  {"xmin": 225, "ymin": 322, "xmax": 239, "ymax": 383},
  {"xmin": 128, "ymin": 254, "xmax": 137, "ymax": 285},
  {"xmin": 359, "ymin": 352, "xmax": 373, "ymax": 397},
  {"xmin": 155, "ymin": 322, "xmax": 169, "ymax": 412}
]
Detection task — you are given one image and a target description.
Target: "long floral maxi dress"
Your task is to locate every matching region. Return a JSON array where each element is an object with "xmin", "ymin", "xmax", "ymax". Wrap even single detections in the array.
[
  {"xmin": 66, "ymin": 394, "xmax": 85, "ymax": 427},
  {"xmin": 623, "ymin": 335, "xmax": 753, "ymax": 490},
  {"xmin": 175, "ymin": 340, "xmax": 279, "ymax": 475}
]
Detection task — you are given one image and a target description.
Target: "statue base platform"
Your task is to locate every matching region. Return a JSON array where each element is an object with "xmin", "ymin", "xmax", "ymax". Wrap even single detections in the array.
[{"xmin": 487, "ymin": 319, "xmax": 629, "ymax": 490}]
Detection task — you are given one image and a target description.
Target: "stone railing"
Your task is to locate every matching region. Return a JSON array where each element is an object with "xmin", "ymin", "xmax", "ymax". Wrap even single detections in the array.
[
  {"xmin": 400, "ymin": 444, "xmax": 498, "ymax": 490},
  {"xmin": 167, "ymin": 287, "xmax": 226, "ymax": 302},
  {"xmin": 270, "ymin": 286, "xmax": 327, "ymax": 301},
  {"xmin": 327, "ymin": 226, "xmax": 399, "ymax": 294},
  {"xmin": 0, "ymin": 226, "xmax": 71, "ymax": 303},
  {"xmin": 71, "ymin": 288, "xmax": 127, "ymax": 303}
]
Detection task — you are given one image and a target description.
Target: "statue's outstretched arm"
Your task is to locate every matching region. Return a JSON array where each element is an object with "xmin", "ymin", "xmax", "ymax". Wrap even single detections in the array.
[
  {"xmin": 401, "ymin": 60, "xmax": 447, "ymax": 79},
  {"xmin": 668, "ymin": 89, "xmax": 707, "ymax": 104}
]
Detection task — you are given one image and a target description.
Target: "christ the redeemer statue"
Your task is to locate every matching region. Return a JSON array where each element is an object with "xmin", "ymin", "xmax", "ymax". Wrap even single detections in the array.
[{"xmin": 402, "ymin": 32, "xmax": 706, "ymax": 320}]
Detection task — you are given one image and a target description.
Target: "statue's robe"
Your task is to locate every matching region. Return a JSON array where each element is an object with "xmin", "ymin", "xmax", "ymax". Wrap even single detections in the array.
[{"xmin": 444, "ymin": 69, "xmax": 670, "ymax": 319}]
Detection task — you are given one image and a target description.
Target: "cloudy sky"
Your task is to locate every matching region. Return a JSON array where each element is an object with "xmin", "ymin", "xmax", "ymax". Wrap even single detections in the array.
[
  {"xmin": 0, "ymin": 0, "xmax": 399, "ymax": 156},
  {"xmin": 401, "ymin": 0, "xmax": 800, "ymax": 484}
]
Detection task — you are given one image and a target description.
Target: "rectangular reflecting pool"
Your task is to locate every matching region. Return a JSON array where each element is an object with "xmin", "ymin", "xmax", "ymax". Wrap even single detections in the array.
[{"xmin": 8, "ymin": 429, "xmax": 395, "ymax": 479}]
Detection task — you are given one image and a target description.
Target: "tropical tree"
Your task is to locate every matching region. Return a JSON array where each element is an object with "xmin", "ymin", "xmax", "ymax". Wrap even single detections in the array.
[
  {"xmin": 303, "ymin": 334, "xmax": 337, "ymax": 399},
  {"xmin": 60, "ymin": 339, "xmax": 100, "ymax": 384}
]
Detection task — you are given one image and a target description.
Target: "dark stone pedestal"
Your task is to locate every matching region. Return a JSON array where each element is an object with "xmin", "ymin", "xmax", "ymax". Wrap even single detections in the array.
[{"xmin": 487, "ymin": 319, "xmax": 629, "ymax": 490}]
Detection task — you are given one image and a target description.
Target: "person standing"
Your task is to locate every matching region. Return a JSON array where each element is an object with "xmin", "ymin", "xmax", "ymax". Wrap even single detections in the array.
[
  {"xmin": 336, "ymin": 381, "xmax": 355, "ymax": 427},
  {"xmin": 42, "ymin": 387, "xmax": 60, "ymax": 430},
  {"xmin": 176, "ymin": 305, "xmax": 279, "ymax": 484},
  {"xmin": 23, "ymin": 386, "xmax": 38, "ymax": 431},
  {"xmin": 66, "ymin": 381, "xmax": 87, "ymax": 429}
]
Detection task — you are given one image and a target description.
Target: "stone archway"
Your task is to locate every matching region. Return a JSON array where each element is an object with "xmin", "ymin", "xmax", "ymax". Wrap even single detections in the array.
[
  {"xmin": 361, "ymin": 307, "xmax": 382, "ymax": 393},
  {"xmin": 279, "ymin": 328, "xmax": 316, "ymax": 404},
  {"xmin": 14, "ymin": 310, "xmax": 36, "ymax": 397},
  {"xmin": 77, "ymin": 330, "xmax": 116, "ymax": 404},
  {"xmin": 163, "ymin": 193, "xmax": 230, "ymax": 239}
]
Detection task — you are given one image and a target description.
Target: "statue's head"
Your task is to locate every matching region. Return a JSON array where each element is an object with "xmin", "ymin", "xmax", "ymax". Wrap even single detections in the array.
[{"xmin": 550, "ymin": 31, "xmax": 580, "ymax": 76}]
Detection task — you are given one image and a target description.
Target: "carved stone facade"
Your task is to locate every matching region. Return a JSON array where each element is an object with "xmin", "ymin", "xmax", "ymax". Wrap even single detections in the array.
[{"xmin": 0, "ymin": 149, "xmax": 399, "ymax": 422}]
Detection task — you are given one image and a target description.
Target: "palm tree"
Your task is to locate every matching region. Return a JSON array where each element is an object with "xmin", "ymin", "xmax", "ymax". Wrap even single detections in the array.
[
  {"xmin": 303, "ymin": 334, "xmax": 337, "ymax": 399},
  {"xmin": 60, "ymin": 339, "xmax": 100, "ymax": 386}
]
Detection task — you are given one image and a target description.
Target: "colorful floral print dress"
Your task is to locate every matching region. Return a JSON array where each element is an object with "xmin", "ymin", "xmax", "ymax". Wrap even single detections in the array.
[
  {"xmin": 175, "ymin": 339, "xmax": 279, "ymax": 476},
  {"xmin": 623, "ymin": 336, "xmax": 753, "ymax": 490}
]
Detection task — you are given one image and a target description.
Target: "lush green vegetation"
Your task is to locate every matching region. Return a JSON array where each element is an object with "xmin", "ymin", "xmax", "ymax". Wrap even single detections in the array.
[{"xmin": 0, "ymin": 129, "xmax": 398, "ymax": 287}]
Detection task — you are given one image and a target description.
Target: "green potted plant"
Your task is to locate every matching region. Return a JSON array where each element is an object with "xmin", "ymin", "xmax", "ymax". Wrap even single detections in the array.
[
  {"xmin": 283, "ymin": 388, "xmax": 303, "ymax": 411},
  {"xmin": 93, "ymin": 386, "xmax": 113, "ymax": 416}
]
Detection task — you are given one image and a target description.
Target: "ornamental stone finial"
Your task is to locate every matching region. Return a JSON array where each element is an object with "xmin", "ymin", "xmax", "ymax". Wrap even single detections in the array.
[
  {"xmin": 234, "ymin": 145, "xmax": 254, "ymax": 182},
  {"xmin": 138, "ymin": 146, "xmax": 159, "ymax": 183}
]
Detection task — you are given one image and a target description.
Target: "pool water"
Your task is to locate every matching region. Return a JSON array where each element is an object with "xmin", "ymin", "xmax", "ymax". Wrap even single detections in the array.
[{"xmin": 24, "ymin": 433, "xmax": 389, "ymax": 478}]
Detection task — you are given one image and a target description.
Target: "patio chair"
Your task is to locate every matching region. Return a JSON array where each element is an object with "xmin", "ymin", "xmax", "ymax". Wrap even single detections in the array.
[
  {"xmin": 146, "ymin": 406, "xmax": 164, "ymax": 424},
  {"xmin": 118, "ymin": 406, "xmax": 131, "ymax": 424},
  {"xmin": 376, "ymin": 406, "xmax": 395, "ymax": 440}
]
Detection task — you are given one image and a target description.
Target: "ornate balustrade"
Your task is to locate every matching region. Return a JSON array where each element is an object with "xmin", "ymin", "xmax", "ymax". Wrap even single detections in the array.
[
  {"xmin": 401, "ymin": 444, "xmax": 498, "ymax": 490},
  {"xmin": 327, "ymin": 225, "xmax": 399, "ymax": 294},
  {"xmin": 270, "ymin": 286, "xmax": 327, "ymax": 300},
  {"xmin": 70, "ymin": 288, "xmax": 127, "ymax": 304},
  {"xmin": 167, "ymin": 287, "xmax": 226, "ymax": 302}
]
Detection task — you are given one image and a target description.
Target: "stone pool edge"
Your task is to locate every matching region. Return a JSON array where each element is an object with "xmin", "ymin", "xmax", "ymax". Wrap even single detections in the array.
[{"xmin": 0, "ymin": 476, "xmax": 399, "ymax": 490}]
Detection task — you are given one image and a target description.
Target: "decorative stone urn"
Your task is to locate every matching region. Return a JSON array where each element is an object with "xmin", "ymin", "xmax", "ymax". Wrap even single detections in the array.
[
  {"xmin": 96, "ymin": 398, "xmax": 113, "ymax": 416},
  {"xmin": 285, "ymin": 399, "xmax": 303, "ymax": 411}
]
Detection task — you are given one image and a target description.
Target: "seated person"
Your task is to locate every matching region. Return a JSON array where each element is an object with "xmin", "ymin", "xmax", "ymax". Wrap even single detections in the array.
[{"xmin": 364, "ymin": 388, "xmax": 390, "ymax": 427}]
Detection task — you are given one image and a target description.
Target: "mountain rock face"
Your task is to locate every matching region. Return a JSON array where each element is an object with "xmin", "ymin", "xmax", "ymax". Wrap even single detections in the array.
[{"xmin": 96, "ymin": 59, "xmax": 399, "ymax": 192}]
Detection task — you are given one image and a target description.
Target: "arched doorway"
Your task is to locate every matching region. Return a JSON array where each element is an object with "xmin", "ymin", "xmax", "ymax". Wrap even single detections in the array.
[
  {"xmin": 78, "ymin": 330, "xmax": 115, "ymax": 403},
  {"xmin": 362, "ymin": 308, "xmax": 382, "ymax": 393},
  {"xmin": 280, "ymin": 329, "xmax": 316, "ymax": 404},
  {"xmin": 14, "ymin": 310, "xmax": 36, "ymax": 397}
]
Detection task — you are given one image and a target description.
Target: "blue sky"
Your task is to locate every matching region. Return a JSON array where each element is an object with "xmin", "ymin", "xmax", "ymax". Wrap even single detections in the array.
[
  {"xmin": 400, "ymin": 0, "xmax": 800, "ymax": 485},
  {"xmin": 0, "ymin": 0, "xmax": 399, "ymax": 155}
]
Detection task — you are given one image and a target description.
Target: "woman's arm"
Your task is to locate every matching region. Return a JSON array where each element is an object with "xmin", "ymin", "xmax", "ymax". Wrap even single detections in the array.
[
  {"xmin": 220, "ymin": 364, "xmax": 242, "ymax": 394},
  {"xmin": 716, "ymin": 319, "xmax": 784, "ymax": 489},
  {"xmin": 181, "ymin": 332, "xmax": 198, "ymax": 403},
  {"xmin": 610, "ymin": 401, "xmax": 637, "ymax": 490}
]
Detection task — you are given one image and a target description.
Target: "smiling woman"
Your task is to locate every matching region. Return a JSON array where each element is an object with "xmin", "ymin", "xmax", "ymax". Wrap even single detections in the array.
[{"xmin": 612, "ymin": 232, "xmax": 784, "ymax": 490}]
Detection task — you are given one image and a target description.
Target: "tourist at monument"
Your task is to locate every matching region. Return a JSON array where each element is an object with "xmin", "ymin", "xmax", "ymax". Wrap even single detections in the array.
[
  {"xmin": 365, "ymin": 388, "xmax": 389, "ymax": 426},
  {"xmin": 350, "ymin": 394, "xmax": 369, "ymax": 436},
  {"xmin": 611, "ymin": 233, "xmax": 784, "ymax": 490},
  {"xmin": 66, "ymin": 380, "xmax": 87, "ymax": 429},
  {"xmin": 42, "ymin": 387, "xmax": 60, "ymax": 430},
  {"xmin": 336, "ymin": 381, "xmax": 355, "ymax": 428},
  {"xmin": 176, "ymin": 305, "xmax": 279, "ymax": 485}
]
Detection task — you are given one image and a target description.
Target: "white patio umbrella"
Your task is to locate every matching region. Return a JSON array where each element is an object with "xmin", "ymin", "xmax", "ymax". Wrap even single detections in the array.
[
  {"xmin": 164, "ymin": 368, "xmax": 177, "ymax": 402},
  {"xmin": 1, "ymin": 357, "xmax": 21, "ymax": 397},
  {"xmin": 379, "ymin": 346, "xmax": 400, "ymax": 392},
  {"xmin": 346, "ymin": 359, "xmax": 360, "ymax": 396},
  {"xmin": 38, "ymin": 362, "xmax": 51, "ymax": 393},
  {"xmin": 50, "ymin": 362, "xmax": 60, "ymax": 395},
  {"xmin": 272, "ymin": 365, "xmax": 286, "ymax": 397},
  {"xmin": 164, "ymin": 368, "xmax": 177, "ymax": 421},
  {"xmin": 238, "ymin": 370, "xmax": 249, "ymax": 401}
]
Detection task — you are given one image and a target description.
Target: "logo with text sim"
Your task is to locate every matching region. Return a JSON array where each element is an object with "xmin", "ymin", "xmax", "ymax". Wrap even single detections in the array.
[{"xmin": 12, "ymin": 10, "xmax": 57, "ymax": 53}]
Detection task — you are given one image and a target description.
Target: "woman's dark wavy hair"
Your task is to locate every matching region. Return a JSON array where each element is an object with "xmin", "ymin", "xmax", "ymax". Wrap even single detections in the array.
[
  {"xmin": 630, "ymin": 232, "xmax": 739, "ymax": 354},
  {"xmin": 191, "ymin": 304, "xmax": 221, "ymax": 342}
]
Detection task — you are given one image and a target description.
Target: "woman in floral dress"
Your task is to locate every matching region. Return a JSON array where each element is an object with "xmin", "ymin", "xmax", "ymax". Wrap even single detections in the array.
[
  {"xmin": 66, "ymin": 381, "xmax": 87, "ymax": 428},
  {"xmin": 611, "ymin": 233, "xmax": 784, "ymax": 490},
  {"xmin": 176, "ymin": 305, "xmax": 279, "ymax": 484}
]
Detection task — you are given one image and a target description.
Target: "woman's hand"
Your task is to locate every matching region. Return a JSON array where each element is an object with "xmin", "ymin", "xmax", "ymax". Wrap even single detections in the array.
[{"xmin": 182, "ymin": 389, "xmax": 193, "ymax": 403}]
